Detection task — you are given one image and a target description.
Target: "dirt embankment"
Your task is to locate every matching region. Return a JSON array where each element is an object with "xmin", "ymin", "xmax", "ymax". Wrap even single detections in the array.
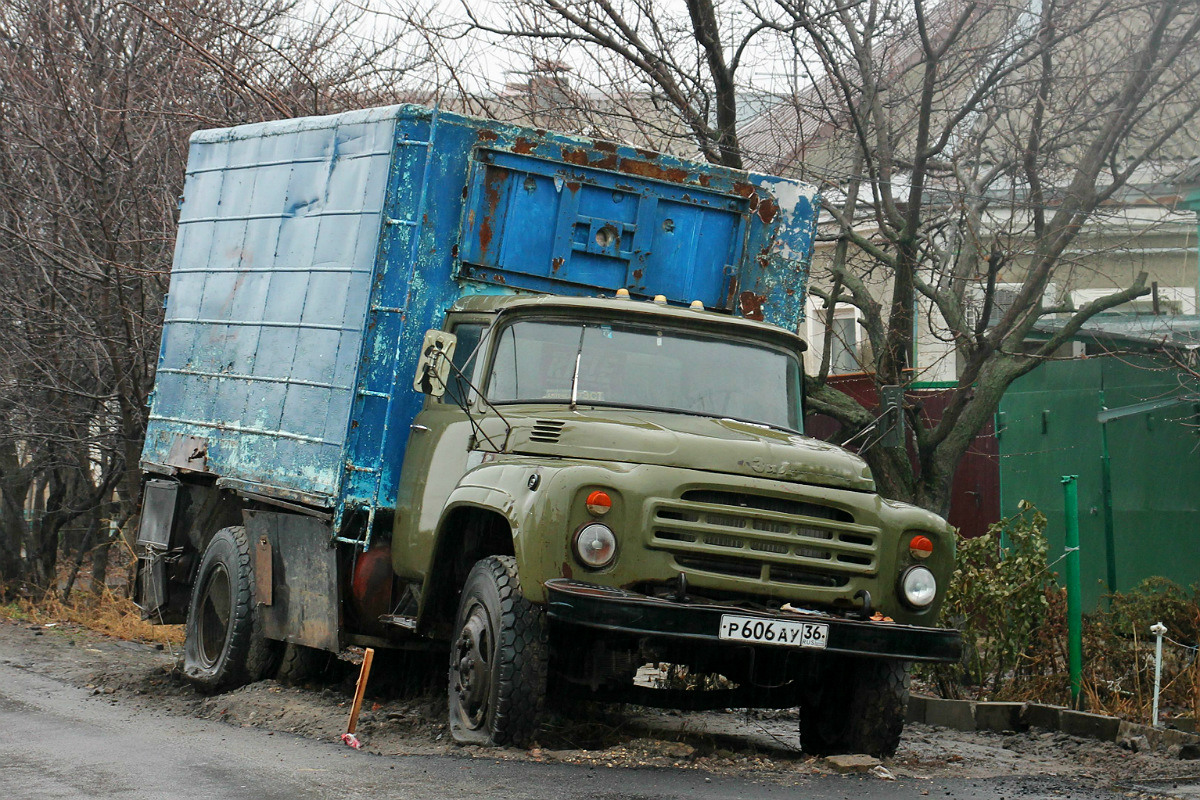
[{"xmin": 0, "ymin": 616, "xmax": 1192, "ymax": 789}]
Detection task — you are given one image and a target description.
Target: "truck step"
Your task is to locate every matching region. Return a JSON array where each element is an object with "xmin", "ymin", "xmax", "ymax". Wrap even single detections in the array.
[{"xmin": 379, "ymin": 614, "xmax": 418, "ymax": 631}]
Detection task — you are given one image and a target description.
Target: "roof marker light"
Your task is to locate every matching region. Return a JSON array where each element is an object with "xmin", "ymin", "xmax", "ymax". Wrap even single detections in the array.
[
  {"xmin": 615, "ymin": 288, "xmax": 631, "ymax": 299},
  {"xmin": 689, "ymin": 300, "xmax": 704, "ymax": 310},
  {"xmin": 653, "ymin": 295, "xmax": 667, "ymax": 305}
]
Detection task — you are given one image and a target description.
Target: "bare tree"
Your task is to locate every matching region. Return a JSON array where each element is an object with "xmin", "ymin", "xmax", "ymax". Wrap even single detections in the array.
[
  {"xmin": 430, "ymin": 0, "xmax": 1200, "ymax": 515},
  {"xmin": 0, "ymin": 0, "xmax": 419, "ymax": 594},
  {"xmin": 430, "ymin": 0, "xmax": 791, "ymax": 166},
  {"xmin": 772, "ymin": 0, "xmax": 1200, "ymax": 512}
]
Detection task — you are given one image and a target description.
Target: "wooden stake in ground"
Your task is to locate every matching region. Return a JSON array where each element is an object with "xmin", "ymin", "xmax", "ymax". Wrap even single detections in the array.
[{"xmin": 342, "ymin": 647, "xmax": 375, "ymax": 748}]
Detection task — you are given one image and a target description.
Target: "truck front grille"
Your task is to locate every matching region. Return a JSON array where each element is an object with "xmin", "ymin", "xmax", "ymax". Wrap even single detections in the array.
[{"xmin": 649, "ymin": 490, "xmax": 878, "ymax": 590}]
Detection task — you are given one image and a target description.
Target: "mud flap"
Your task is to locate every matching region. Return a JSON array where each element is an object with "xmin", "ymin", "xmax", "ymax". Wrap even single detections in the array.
[{"xmin": 244, "ymin": 510, "xmax": 340, "ymax": 653}]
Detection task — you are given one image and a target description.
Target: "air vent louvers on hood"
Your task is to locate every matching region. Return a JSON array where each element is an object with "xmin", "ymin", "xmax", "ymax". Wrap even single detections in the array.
[{"xmin": 530, "ymin": 420, "xmax": 566, "ymax": 443}]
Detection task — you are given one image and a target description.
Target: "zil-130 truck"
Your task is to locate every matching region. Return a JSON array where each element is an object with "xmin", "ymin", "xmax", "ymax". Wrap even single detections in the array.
[{"xmin": 135, "ymin": 105, "xmax": 961, "ymax": 756}]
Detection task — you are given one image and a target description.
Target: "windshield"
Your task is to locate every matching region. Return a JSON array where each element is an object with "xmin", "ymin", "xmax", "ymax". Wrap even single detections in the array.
[{"xmin": 485, "ymin": 319, "xmax": 804, "ymax": 431}]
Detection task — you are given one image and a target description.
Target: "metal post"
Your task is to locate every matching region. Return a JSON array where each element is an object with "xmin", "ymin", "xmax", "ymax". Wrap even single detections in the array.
[
  {"xmin": 1151, "ymin": 621, "xmax": 1167, "ymax": 728},
  {"xmin": 1062, "ymin": 475, "xmax": 1083, "ymax": 708},
  {"xmin": 1098, "ymin": 392, "xmax": 1118, "ymax": 596}
]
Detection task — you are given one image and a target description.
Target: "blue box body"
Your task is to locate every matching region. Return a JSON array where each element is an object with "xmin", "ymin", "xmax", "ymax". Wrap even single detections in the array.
[{"xmin": 142, "ymin": 105, "xmax": 819, "ymax": 521}]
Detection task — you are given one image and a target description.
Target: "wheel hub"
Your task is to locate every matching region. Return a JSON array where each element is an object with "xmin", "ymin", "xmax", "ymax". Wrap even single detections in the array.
[
  {"xmin": 452, "ymin": 602, "xmax": 493, "ymax": 730},
  {"xmin": 197, "ymin": 564, "xmax": 232, "ymax": 667}
]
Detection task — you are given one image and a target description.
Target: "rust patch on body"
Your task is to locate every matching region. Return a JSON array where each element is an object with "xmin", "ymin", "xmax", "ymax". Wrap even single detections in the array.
[
  {"xmin": 551, "ymin": 257, "xmax": 564, "ymax": 274},
  {"xmin": 756, "ymin": 196, "xmax": 778, "ymax": 223},
  {"xmin": 476, "ymin": 130, "xmax": 498, "ymax": 142},
  {"xmin": 560, "ymin": 149, "xmax": 591, "ymax": 167},
  {"xmin": 740, "ymin": 291, "xmax": 767, "ymax": 321},
  {"xmin": 632, "ymin": 268, "xmax": 643, "ymax": 281},
  {"xmin": 513, "ymin": 137, "xmax": 536, "ymax": 155},
  {"xmin": 618, "ymin": 159, "xmax": 688, "ymax": 183},
  {"xmin": 478, "ymin": 169, "xmax": 505, "ymax": 252},
  {"xmin": 561, "ymin": 561, "xmax": 574, "ymax": 580}
]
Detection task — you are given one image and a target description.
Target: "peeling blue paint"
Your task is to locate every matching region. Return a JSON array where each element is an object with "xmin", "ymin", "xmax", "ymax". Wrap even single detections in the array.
[{"xmin": 141, "ymin": 105, "xmax": 819, "ymax": 525}]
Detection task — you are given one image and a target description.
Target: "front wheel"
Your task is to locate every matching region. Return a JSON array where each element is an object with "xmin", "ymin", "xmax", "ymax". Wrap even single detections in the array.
[
  {"xmin": 799, "ymin": 656, "xmax": 910, "ymax": 757},
  {"xmin": 183, "ymin": 526, "xmax": 278, "ymax": 692},
  {"xmin": 448, "ymin": 556, "xmax": 547, "ymax": 747}
]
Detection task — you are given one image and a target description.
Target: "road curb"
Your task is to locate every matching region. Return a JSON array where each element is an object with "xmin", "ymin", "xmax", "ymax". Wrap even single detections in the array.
[{"xmin": 908, "ymin": 694, "xmax": 1200, "ymax": 750}]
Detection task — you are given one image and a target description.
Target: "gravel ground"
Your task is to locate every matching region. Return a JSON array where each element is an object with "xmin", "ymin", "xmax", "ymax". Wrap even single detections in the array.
[{"xmin": 1, "ymin": 616, "xmax": 1196, "ymax": 792}]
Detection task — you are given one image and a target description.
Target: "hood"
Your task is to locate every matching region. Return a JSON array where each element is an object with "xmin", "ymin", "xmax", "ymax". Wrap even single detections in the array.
[{"xmin": 497, "ymin": 407, "xmax": 875, "ymax": 492}]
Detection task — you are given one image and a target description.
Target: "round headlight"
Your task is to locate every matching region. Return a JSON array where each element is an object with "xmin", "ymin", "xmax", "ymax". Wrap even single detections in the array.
[
  {"xmin": 574, "ymin": 522, "xmax": 617, "ymax": 569},
  {"xmin": 900, "ymin": 565, "xmax": 937, "ymax": 609}
]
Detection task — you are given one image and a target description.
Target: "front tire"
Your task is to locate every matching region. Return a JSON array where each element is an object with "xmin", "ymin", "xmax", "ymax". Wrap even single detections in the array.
[
  {"xmin": 183, "ymin": 526, "xmax": 277, "ymax": 692},
  {"xmin": 448, "ymin": 556, "xmax": 547, "ymax": 747},
  {"xmin": 799, "ymin": 656, "xmax": 910, "ymax": 757}
]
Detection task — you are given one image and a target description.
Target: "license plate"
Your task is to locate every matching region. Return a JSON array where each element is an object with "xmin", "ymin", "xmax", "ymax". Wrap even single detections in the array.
[{"xmin": 718, "ymin": 614, "xmax": 829, "ymax": 649}]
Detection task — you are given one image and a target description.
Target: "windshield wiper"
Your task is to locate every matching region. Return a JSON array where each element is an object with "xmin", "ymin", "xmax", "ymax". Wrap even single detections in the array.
[{"xmin": 568, "ymin": 326, "xmax": 586, "ymax": 410}]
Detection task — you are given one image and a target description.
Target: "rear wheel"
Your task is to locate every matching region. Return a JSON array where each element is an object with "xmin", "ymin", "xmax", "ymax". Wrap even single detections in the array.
[
  {"xmin": 183, "ymin": 526, "xmax": 278, "ymax": 691},
  {"xmin": 799, "ymin": 656, "xmax": 910, "ymax": 757},
  {"xmin": 275, "ymin": 642, "xmax": 329, "ymax": 685},
  {"xmin": 448, "ymin": 556, "xmax": 547, "ymax": 746}
]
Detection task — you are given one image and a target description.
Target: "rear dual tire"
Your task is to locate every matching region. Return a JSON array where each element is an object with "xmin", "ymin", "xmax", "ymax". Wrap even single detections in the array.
[{"xmin": 182, "ymin": 526, "xmax": 278, "ymax": 691}]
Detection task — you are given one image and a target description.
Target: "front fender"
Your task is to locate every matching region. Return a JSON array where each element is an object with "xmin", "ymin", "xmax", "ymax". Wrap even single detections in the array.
[{"xmin": 430, "ymin": 458, "xmax": 638, "ymax": 605}]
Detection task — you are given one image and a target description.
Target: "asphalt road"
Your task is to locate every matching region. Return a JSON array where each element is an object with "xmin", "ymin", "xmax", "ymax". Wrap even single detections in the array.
[{"xmin": 0, "ymin": 658, "xmax": 1141, "ymax": 800}]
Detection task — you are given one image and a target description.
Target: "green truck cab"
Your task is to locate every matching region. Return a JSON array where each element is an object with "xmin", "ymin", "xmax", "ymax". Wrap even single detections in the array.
[
  {"xmin": 134, "ymin": 105, "xmax": 960, "ymax": 759},
  {"xmin": 400, "ymin": 294, "xmax": 959, "ymax": 753}
]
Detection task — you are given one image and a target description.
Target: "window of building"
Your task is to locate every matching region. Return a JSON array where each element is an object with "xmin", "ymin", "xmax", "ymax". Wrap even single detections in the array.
[{"xmin": 805, "ymin": 298, "xmax": 862, "ymax": 375}]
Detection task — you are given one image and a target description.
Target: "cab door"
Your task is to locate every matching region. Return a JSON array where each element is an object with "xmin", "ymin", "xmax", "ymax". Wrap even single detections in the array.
[{"xmin": 391, "ymin": 316, "xmax": 488, "ymax": 581}]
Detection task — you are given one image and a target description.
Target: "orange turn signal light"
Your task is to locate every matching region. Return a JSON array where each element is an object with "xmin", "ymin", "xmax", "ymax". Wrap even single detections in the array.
[
  {"xmin": 909, "ymin": 535, "xmax": 934, "ymax": 559},
  {"xmin": 586, "ymin": 490, "xmax": 612, "ymax": 516}
]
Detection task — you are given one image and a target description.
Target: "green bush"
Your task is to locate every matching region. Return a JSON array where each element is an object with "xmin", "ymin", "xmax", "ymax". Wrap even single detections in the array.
[
  {"xmin": 923, "ymin": 502, "xmax": 1200, "ymax": 724},
  {"xmin": 931, "ymin": 502, "xmax": 1051, "ymax": 699}
]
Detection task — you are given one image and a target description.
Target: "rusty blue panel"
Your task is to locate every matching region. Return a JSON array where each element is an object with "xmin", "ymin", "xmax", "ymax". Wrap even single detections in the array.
[
  {"xmin": 743, "ymin": 175, "xmax": 819, "ymax": 328},
  {"xmin": 457, "ymin": 150, "xmax": 745, "ymax": 308},
  {"xmin": 143, "ymin": 104, "xmax": 820, "ymax": 522},
  {"xmin": 144, "ymin": 107, "xmax": 399, "ymax": 502}
]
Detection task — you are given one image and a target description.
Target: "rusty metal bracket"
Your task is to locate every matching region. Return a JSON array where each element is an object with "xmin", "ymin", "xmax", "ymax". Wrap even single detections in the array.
[{"xmin": 255, "ymin": 535, "xmax": 273, "ymax": 607}]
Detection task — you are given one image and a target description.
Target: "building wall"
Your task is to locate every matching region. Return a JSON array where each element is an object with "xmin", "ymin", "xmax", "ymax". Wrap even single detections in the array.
[{"xmin": 806, "ymin": 203, "xmax": 1199, "ymax": 383}]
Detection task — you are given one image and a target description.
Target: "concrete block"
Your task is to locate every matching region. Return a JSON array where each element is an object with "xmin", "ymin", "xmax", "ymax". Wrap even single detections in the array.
[
  {"xmin": 1022, "ymin": 703, "xmax": 1063, "ymax": 731},
  {"xmin": 825, "ymin": 754, "xmax": 881, "ymax": 773},
  {"xmin": 906, "ymin": 694, "xmax": 929, "ymax": 724},
  {"xmin": 1058, "ymin": 709, "xmax": 1121, "ymax": 742},
  {"xmin": 974, "ymin": 702, "xmax": 1027, "ymax": 732},
  {"xmin": 1118, "ymin": 719, "xmax": 1200, "ymax": 752},
  {"xmin": 923, "ymin": 697, "xmax": 976, "ymax": 731}
]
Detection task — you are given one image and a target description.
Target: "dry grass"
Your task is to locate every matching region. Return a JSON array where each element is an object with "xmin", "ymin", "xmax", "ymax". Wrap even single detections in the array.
[
  {"xmin": 0, "ymin": 587, "xmax": 184, "ymax": 647},
  {"xmin": 996, "ymin": 580, "xmax": 1200, "ymax": 726}
]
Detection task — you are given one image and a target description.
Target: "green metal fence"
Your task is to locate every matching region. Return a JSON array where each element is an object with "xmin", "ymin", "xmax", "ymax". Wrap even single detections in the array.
[{"xmin": 997, "ymin": 354, "xmax": 1200, "ymax": 609}]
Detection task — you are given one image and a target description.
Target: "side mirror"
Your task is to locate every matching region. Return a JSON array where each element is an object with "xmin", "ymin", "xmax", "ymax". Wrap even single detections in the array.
[{"xmin": 413, "ymin": 330, "xmax": 457, "ymax": 398}]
